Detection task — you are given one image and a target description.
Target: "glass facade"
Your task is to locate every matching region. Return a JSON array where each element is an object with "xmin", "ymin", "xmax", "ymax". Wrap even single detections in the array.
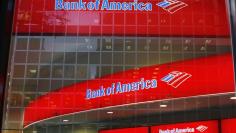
[{"xmin": 1, "ymin": 0, "xmax": 236, "ymax": 133}]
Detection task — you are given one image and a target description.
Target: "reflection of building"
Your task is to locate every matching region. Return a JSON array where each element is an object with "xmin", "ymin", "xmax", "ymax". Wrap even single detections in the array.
[{"xmin": 0, "ymin": 0, "xmax": 236, "ymax": 133}]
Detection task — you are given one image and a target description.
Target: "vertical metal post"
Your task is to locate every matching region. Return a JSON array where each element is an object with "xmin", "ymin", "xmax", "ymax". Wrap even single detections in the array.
[
  {"xmin": 0, "ymin": 0, "xmax": 15, "ymax": 131},
  {"xmin": 228, "ymin": 0, "xmax": 236, "ymax": 95}
]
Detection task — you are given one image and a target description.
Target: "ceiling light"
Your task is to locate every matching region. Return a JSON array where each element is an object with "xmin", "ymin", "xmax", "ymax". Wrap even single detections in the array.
[
  {"xmin": 230, "ymin": 96, "xmax": 236, "ymax": 100},
  {"xmin": 160, "ymin": 104, "xmax": 167, "ymax": 108},
  {"xmin": 29, "ymin": 69, "xmax": 37, "ymax": 73},
  {"xmin": 25, "ymin": 97, "xmax": 31, "ymax": 100},
  {"xmin": 107, "ymin": 111, "xmax": 114, "ymax": 114},
  {"xmin": 63, "ymin": 119, "xmax": 69, "ymax": 122}
]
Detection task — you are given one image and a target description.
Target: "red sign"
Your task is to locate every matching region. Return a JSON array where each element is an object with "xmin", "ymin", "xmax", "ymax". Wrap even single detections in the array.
[
  {"xmin": 100, "ymin": 127, "xmax": 148, "ymax": 133},
  {"xmin": 23, "ymin": 53, "xmax": 234, "ymax": 127},
  {"xmin": 151, "ymin": 120, "xmax": 219, "ymax": 133},
  {"xmin": 221, "ymin": 118, "xmax": 236, "ymax": 133},
  {"xmin": 13, "ymin": 0, "xmax": 230, "ymax": 36}
]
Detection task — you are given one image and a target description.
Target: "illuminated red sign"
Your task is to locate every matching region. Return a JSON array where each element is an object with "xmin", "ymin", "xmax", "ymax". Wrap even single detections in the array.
[
  {"xmin": 23, "ymin": 53, "xmax": 234, "ymax": 127},
  {"xmin": 151, "ymin": 120, "xmax": 219, "ymax": 133},
  {"xmin": 13, "ymin": 0, "xmax": 230, "ymax": 36},
  {"xmin": 99, "ymin": 127, "xmax": 148, "ymax": 133},
  {"xmin": 221, "ymin": 118, "xmax": 236, "ymax": 133}
]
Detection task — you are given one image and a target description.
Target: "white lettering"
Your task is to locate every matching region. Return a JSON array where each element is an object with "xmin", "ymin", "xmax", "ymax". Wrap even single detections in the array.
[
  {"xmin": 55, "ymin": 0, "xmax": 152, "ymax": 11},
  {"xmin": 86, "ymin": 78, "xmax": 158, "ymax": 99}
]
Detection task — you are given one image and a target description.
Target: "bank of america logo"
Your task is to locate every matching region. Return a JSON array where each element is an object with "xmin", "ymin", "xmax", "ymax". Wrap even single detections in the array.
[
  {"xmin": 157, "ymin": 0, "xmax": 188, "ymax": 14},
  {"xmin": 161, "ymin": 71, "xmax": 191, "ymax": 88},
  {"xmin": 196, "ymin": 125, "xmax": 208, "ymax": 132}
]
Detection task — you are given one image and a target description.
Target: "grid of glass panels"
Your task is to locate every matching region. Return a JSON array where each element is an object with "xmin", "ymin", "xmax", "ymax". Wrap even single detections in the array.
[{"xmin": 3, "ymin": 35, "xmax": 231, "ymax": 133}]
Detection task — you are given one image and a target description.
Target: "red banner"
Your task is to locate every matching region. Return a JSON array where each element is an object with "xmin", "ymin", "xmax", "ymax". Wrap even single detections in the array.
[
  {"xmin": 23, "ymin": 53, "xmax": 234, "ymax": 127},
  {"xmin": 13, "ymin": 0, "xmax": 230, "ymax": 36},
  {"xmin": 221, "ymin": 118, "xmax": 236, "ymax": 133},
  {"xmin": 151, "ymin": 120, "xmax": 219, "ymax": 133}
]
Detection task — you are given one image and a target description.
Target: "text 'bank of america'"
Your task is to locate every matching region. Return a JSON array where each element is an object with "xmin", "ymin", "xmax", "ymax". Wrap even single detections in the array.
[
  {"xmin": 55, "ymin": 0, "xmax": 153, "ymax": 11},
  {"xmin": 55, "ymin": 0, "xmax": 189, "ymax": 13}
]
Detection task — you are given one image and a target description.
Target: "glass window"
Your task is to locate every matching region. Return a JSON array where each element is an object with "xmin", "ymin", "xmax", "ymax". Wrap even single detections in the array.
[
  {"xmin": 101, "ymin": 66, "xmax": 112, "ymax": 76},
  {"xmin": 27, "ymin": 52, "xmax": 40, "ymax": 63},
  {"xmin": 64, "ymin": 65, "xmax": 75, "ymax": 79},
  {"xmin": 124, "ymin": 52, "xmax": 136, "ymax": 65},
  {"xmin": 125, "ymin": 39, "xmax": 136, "ymax": 51},
  {"xmin": 114, "ymin": 39, "xmax": 124, "ymax": 51},
  {"xmin": 26, "ymin": 65, "xmax": 38, "ymax": 78},
  {"xmin": 40, "ymin": 52, "xmax": 52, "ymax": 63},
  {"xmin": 102, "ymin": 38, "xmax": 112, "ymax": 51},
  {"xmin": 137, "ymin": 53, "xmax": 148, "ymax": 65},
  {"xmin": 65, "ymin": 52, "xmax": 76, "ymax": 64},
  {"xmin": 39, "ymin": 65, "xmax": 51, "ymax": 78},
  {"xmin": 38, "ymin": 80, "xmax": 50, "ymax": 92},
  {"xmin": 76, "ymin": 65, "xmax": 88, "ymax": 79},
  {"xmin": 53, "ymin": 52, "xmax": 64, "ymax": 64},
  {"xmin": 14, "ymin": 51, "xmax": 27, "ymax": 63},
  {"xmin": 16, "ymin": 38, "xmax": 28, "ymax": 50},
  {"xmin": 29, "ymin": 38, "xmax": 41, "ymax": 50},
  {"xmin": 77, "ymin": 52, "xmax": 89, "ymax": 64},
  {"xmin": 137, "ymin": 39, "xmax": 149, "ymax": 51},
  {"xmin": 89, "ymin": 52, "xmax": 101, "ymax": 64},
  {"xmin": 51, "ymin": 80, "xmax": 63, "ymax": 90},
  {"xmin": 8, "ymin": 93, "xmax": 23, "ymax": 107},
  {"xmin": 52, "ymin": 65, "xmax": 63, "ymax": 78},
  {"xmin": 24, "ymin": 79, "xmax": 37, "ymax": 92},
  {"xmin": 149, "ymin": 39, "xmax": 159, "ymax": 51},
  {"xmin": 101, "ymin": 52, "xmax": 112, "ymax": 64},
  {"xmin": 13, "ymin": 65, "xmax": 25, "ymax": 78},
  {"xmin": 113, "ymin": 52, "xmax": 123, "ymax": 65},
  {"xmin": 11, "ymin": 79, "xmax": 24, "ymax": 92}
]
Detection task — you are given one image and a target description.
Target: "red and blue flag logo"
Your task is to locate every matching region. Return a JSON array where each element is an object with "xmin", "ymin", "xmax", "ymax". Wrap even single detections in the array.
[
  {"xmin": 157, "ymin": 0, "xmax": 188, "ymax": 14},
  {"xmin": 161, "ymin": 71, "xmax": 192, "ymax": 88}
]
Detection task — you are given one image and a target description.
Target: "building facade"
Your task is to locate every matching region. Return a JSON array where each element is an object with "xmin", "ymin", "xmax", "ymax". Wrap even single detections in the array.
[{"xmin": 0, "ymin": 0, "xmax": 236, "ymax": 133}]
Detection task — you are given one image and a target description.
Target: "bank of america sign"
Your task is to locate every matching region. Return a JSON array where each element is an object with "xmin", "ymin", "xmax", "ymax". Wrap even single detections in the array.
[{"xmin": 55, "ymin": 0, "xmax": 188, "ymax": 13}]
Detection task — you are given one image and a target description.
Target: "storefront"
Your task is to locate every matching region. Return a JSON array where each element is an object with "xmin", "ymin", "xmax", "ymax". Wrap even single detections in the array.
[{"xmin": 0, "ymin": 0, "xmax": 236, "ymax": 133}]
